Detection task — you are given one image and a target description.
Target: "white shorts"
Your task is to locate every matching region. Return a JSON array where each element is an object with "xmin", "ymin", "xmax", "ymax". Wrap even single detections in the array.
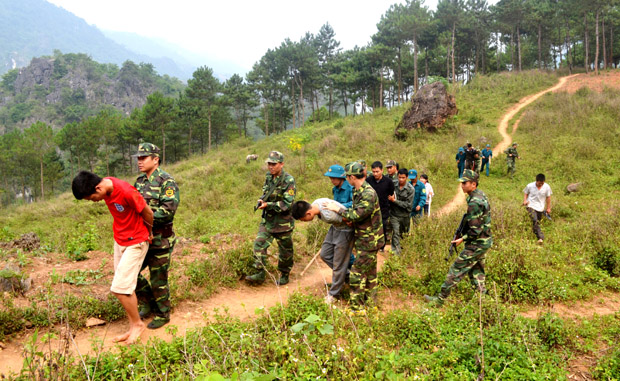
[{"xmin": 110, "ymin": 241, "xmax": 149, "ymax": 294}]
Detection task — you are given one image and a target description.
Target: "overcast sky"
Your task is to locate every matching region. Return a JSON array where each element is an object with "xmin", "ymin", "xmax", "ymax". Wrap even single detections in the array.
[{"xmin": 47, "ymin": 0, "xmax": 446, "ymax": 72}]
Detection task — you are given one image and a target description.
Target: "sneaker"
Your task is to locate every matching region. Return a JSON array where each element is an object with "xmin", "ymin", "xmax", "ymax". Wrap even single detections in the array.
[
  {"xmin": 138, "ymin": 303, "xmax": 152, "ymax": 319},
  {"xmin": 424, "ymin": 294, "xmax": 444, "ymax": 307},
  {"xmin": 245, "ymin": 271, "xmax": 266, "ymax": 285},
  {"xmin": 147, "ymin": 316, "xmax": 170, "ymax": 329},
  {"xmin": 325, "ymin": 295, "xmax": 337, "ymax": 305},
  {"xmin": 276, "ymin": 274, "xmax": 289, "ymax": 286},
  {"xmin": 537, "ymin": 239, "xmax": 544, "ymax": 244}
]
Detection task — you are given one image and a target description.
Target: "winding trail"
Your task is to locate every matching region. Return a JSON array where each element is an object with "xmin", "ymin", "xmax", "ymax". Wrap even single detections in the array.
[
  {"xmin": 0, "ymin": 74, "xmax": 582, "ymax": 377},
  {"xmin": 435, "ymin": 74, "xmax": 579, "ymax": 217}
]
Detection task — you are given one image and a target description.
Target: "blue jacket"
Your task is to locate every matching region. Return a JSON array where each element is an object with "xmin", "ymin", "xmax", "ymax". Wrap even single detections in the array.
[
  {"xmin": 332, "ymin": 181, "xmax": 353, "ymax": 208},
  {"xmin": 456, "ymin": 151, "xmax": 466, "ymax": 165},
  {"xmin": 411, "ymin": 180, "xmax": 427, "ymax": 215}
]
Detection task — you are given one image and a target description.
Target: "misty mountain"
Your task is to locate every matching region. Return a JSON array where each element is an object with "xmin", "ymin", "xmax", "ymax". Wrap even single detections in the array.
[{"xmin": 0, "ymin": 0, "xmax": 193, "ymax": 79}]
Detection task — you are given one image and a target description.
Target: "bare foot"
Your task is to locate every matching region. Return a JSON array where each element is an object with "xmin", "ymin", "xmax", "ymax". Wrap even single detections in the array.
[
  {"xmin": 125, "ymin": 323, "xmax": 146, "ymax": 345},
  {"xmin": 113, "ymin": 331, "xmax": 130, "ymax": 343}
]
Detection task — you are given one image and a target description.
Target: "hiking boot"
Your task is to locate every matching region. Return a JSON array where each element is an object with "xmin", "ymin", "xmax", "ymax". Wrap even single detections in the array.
[
  {"xmin": 138, "ymin": 303, "xmax": 152, "ymax": 319},
  {"xmin": 245, "ymin": 271, "xmax": 266, "ymax": 285},
  {"xmin": 147, "ymin": 316, "xmax": 170, "ymax": 330},
  {"xmin": 276, "ymin": 274, "xmax": 289, "ymax": 286},
  {"xmin": 424, "ymin": 294, "xmax": 444, "ymax": 307}
]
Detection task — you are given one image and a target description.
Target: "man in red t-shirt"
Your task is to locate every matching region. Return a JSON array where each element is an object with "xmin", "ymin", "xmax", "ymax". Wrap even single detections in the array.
[{"xmin": 72, "ymin": 171, "xmax": 153, "ymax": 345}]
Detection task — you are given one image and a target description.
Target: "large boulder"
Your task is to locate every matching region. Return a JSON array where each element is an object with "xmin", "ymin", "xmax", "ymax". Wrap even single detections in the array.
[{"xmin": 395, "ymin": 81, "xmax": 457, "ymax": 138}]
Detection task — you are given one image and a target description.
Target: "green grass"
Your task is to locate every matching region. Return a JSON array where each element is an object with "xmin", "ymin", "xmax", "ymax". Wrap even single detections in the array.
[{"xmin": 2, "ymin": 70, "xmax": 620, "ymax": 378}]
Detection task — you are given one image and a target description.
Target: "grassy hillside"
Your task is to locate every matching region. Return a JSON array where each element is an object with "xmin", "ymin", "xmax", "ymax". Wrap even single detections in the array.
[{"xmin": 3, "ymin": 70, "xmax": 620, "ymax": 379}]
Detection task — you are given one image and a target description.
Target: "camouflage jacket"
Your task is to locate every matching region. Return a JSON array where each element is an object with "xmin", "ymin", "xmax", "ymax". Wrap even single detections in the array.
[
  {"xmin": 461, "ymin": 189, "xmax": 492, "ymax": 248},
  {"xmin": 391, "ymin": 182, "xmax": 414, "ymax": 217},
  {"xmin": 134, "ymin": 167, "xmax": 180, "ymax": 250},
  {"xmin": 504, "ymin": 147, "xmax": 519, "ymax": 161},
  {"xmin": 260, "ymin": 171, "xmax": 296, "ymax": 233},
  {"xmin": 338, "ymin": 181, "xmax": 384, "ymax": 251},
  {"xmin": 388, "ymin": 173, "xmax": 398, "ymax": 186}
]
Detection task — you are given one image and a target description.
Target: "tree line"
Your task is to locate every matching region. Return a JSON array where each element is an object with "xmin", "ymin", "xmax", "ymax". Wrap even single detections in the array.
[{"xmin": 0, "ymin": 0, "xmax": 618, "ymax": 205}]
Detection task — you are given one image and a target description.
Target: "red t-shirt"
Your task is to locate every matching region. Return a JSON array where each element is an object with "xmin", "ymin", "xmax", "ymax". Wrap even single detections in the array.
[{"xmin": 104, "ymin": 177, "xmax": 149, "ymax": 246}]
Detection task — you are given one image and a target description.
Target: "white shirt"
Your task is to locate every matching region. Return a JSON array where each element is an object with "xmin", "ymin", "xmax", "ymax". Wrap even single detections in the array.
[
  {"xmin": 523, "ymin": 182, "xmax": 552, "ymax": 212},
  {"xmin": 312, "ymin": 198, "xmax": 350, "ymax": 230},
  {"xmin": 425, "ymin": 183, "xmax": 434, "ymax": 205}
]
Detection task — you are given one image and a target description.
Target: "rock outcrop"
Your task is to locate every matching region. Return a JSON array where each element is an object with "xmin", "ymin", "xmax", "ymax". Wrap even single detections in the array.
[{"xmin": 395, "ymin": 81, "xmax": 457, "ymax": 138}]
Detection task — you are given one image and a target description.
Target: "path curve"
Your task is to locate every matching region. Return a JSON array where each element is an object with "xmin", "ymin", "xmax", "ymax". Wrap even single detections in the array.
[{"xmin": 436, "ymin": 74, "xmax": 578, "ymax": 217}]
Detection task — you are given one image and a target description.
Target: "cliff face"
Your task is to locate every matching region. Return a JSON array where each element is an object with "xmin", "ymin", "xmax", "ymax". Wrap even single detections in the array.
[{"xmin": 0, "ymin": 53, "xmax": 184, "ymax": 132}]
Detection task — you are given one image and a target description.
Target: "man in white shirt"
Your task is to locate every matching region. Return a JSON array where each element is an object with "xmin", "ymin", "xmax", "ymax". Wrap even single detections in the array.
[
  {"xmin": 523, "ymin": 173, "xmax": 552, "ymax": 244},
  {"xmin": 292, "ymin": 198, "xmax": 353, "ymax": 304}
]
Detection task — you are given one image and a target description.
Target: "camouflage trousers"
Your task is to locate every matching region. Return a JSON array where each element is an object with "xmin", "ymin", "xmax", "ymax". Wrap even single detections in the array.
[
  {"xmin": 439, "ymin": 245, "xmax": 489, "ymax": 300},
  {"xmin": 136, "ymin": 245, "xmax": 173, "ymax": 318},
  {"xmin": 349, "ymin": 249, "xmax": 378, "ymax": 309},
  {"xmin": 527, "ymin": 207, "xmax": 545, "ymax": 240},
  {"xmin": 390, "ymin": 215, "xmax": 409, "ymax": 255},
  {"xmin": 506, "ymin": 159, "xmax": 516, "ymax": 177},
  {"xmin": 253, "ymin": 225, "xmax": 294, "ymax": 275}
]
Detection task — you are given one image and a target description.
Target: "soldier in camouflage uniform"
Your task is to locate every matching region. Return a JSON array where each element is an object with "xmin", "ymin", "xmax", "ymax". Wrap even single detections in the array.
[
  {"xmin": 424, "ymin": 170, "xmax": 492, "ymax": 306},
  {"xmin": 326, "ymin": 162, "xmax": 384, "ymax": 312},
  {"xmin": 504, "ymin": 142, "xmax": 520, "ymax": 178},
  {"xmin": 133, "ymin": 143, "xmax": 179, "ymax": 329},
  {"xmin": 246, "ymin": 151, "xmax": 296, "ymax": 286},
  {"xmin": 386, "ymin": 160, "xmax": 399, "ymax": 186}
]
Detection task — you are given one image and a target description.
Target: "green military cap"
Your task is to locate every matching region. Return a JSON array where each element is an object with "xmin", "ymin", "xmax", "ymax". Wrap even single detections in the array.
[
  {"xmin": 386, "ymin": 160, "xmax": 397, "ymax": 167},
  {"xmin": 265, "ymin": 150, "xmax": 284, "ymax": 163},
  {"xmin": 459, "ymin": 169, "xmax": 479, "ymax": 183},
  {"xmin": 345, "ymin": 161, "xmax": 364, "ymax": 176},
  {"xmin": 356, "ymin": 159, "xmax": 366, "ymax": 167},
  {"xmin": 132, "ymin": 142, "xmax": 160, "ymax": 157},
  {"xmin": 512, "ymin": 142, "xmax": 518, "ymax": 146}
]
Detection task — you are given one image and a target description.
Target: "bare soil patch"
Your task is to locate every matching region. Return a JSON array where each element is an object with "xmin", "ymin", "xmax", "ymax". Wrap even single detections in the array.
[
  {"xmin": 559, "ymin": 71, "xmax": 620, "ymax": 94},
  {"xmin": 520, "ymin": 293, "xmax": 620, "ymax": 321}
]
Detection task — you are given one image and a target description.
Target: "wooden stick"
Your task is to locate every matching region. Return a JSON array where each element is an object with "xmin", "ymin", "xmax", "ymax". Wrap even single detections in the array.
[{"xmin": 300, "ymin": 249, "xmax": 322, "ymax": 277}]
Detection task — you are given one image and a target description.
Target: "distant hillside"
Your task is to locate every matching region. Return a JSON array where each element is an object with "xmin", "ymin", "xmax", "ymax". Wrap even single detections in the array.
[
  {"xmin": 0, "ymin": 0, "xmax": 192, "ymax": 79},
  {"xmin": 102, "ymin": 30, "xmax": 249, "ymax": 81},
  {"xmin": 0, "ymin": 52, "xmax": 185, "ymax": 132}
]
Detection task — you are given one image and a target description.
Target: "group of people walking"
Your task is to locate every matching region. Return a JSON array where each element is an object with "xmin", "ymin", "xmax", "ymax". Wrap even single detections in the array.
[
  {"xmin": 69, "ymin": 141, "xmax": 552, "ymax": 342},
  {"xmin": 455, "ymin": 142, "xmax": 521, "ymax": 178}
]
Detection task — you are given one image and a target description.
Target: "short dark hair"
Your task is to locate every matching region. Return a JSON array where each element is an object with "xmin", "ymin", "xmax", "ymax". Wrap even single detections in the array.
[
  {"xmin": 72, "ymin": 171, "xmax": 102, "ymax": 200},
  {"xmin": 291, "ymin": 200, "xmax": 312, "ymax": 220},
  {"xmin": 352, "ymin": 173, "xmax": 365, "ymax": 179},
  {"xmin": 397, "ymin": 168, "xmax": 408, "ymax": 176},
  {"xmin": 536, "ymin": 173, "xmax": 546, "ymax": 182},
  {"xmin": 467, "ymin": 143, "xmax": 472, "ymax": 148},
  {"xmin": 371, "ymin": 161, "xmax": 383, "ymax": 170},
  {"xmin": 421, "ymin": 174, "xmax": 429, "ymax": 180}
]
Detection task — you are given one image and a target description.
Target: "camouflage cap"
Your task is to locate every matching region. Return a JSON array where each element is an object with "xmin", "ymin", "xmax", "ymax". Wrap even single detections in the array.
[
  {"xmin": 265, "ymin": 151, "xmax": 284, "ymax": 163},
  {"xmin": 132, "ymin": 142, "xmax": 160, "ymax": 157},
  {"xmin": 512, "ymin": 142, "xmax": 518, "ymax": 146},
  {"xmin": 386, "ymin": 159, "xmax": 397, "ymax": 167},
  {"xmin": 345, "ymin": 161, "xmax": 364, "ymax": 176},
  {"xmin": 459, "ymin": 169, "xmax": 479, "ymax": 183},
  {"xmin": 356, "ymin": 159, "xmax": 367, "ymax": 168}
]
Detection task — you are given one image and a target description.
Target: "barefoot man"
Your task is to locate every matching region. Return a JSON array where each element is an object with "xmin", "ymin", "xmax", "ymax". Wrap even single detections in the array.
[{"xmin": 72, "ymin": 171, "xmax": 153, "ymax": 344}]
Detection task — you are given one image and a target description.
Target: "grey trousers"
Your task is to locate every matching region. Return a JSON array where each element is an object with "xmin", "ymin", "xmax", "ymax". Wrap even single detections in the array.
[
  {"xmin": 527, "ymin": 207, "xmax": 544, "ymax": 240},
  {"xmin": 391, "ymin": 215, "xmax": 409, "ymax": 255},
  {"xmin": 320, "ymin": 226, "xmax": 354, "ymax": 297}
]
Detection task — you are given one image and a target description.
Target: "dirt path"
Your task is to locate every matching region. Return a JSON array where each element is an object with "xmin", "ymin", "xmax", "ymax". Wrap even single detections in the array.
[
  {"xmin": 435, "ymin": 74, "xmax": 578, "ymax": 217},
  {"xmin": 0, "ymin": 73, "xmax": 596, "ymax": 377}
]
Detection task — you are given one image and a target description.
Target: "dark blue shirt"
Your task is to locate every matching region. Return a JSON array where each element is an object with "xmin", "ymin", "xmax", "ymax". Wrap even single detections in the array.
[
  {"xmin": 456, "ymin": 151, "xmax": 466, "ymax": 164},
  {"xmin": 411, "ymin": 180, "xmax": 427, "ymax": 215},
  {"xmin": 332, "ymin": 181, "xmax": 353, "ymax": 209},
  {"xmin": 481, "ymin": 148, "xmax": 493, "ymax": 160}
]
